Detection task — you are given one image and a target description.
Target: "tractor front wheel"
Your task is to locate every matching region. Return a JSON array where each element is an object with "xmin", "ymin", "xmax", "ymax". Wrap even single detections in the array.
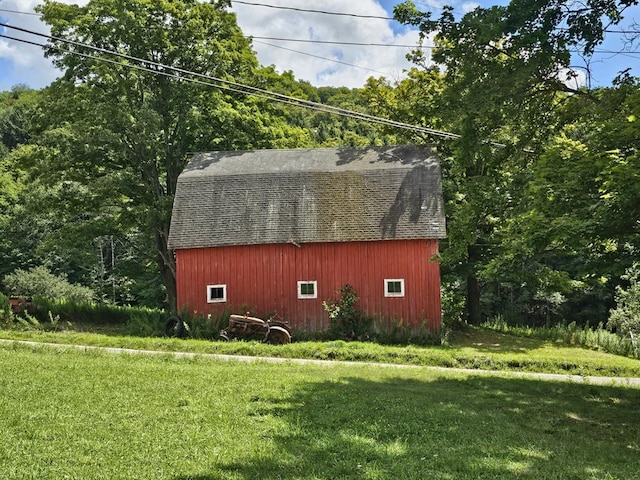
[{"xmin": 266, "ymin": 326, "xmax": 291, "ymax": 345}]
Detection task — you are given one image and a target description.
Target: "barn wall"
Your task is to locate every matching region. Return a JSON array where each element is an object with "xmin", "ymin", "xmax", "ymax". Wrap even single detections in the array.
[{"xmin": 175, "ymin": 239, "xmax": 441, "ymax": 332}]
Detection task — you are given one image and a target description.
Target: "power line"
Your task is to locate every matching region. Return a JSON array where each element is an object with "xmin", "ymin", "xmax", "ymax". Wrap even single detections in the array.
[
  {"xmin": 253, "ymin": 40, "xmax": 392, "ymax": 77},
  {"xmin": 0, "ymin": 22, "xmax": 474, "ymax": 144},
  {"xmin": 249, "ymin": 34, "xmax": 640, "ymax": 57},
  {"xmin": 0, "ymin": 6, "xmax": 426, "ymax": 80},
  {"xmin": 248, "ymin": 36, "xmax": 428, "ymax": 48},
  {"xmin": 0, "ymin": 8, "xmax": 40, "ymax": 16},
  {"xmin": 231, "ymin": 1, "xmax": 394, "ymax": 21},
  {"xmin": 2, "ymin": 11, "xmax": 636, "ymax": 62},
  {"xmin": 0, "ymin": 33, "xmax": 370, "ymax": 120},
  {"xmin": 1, "ymin": 5, "xmax": 636, "ymax": 35},
  {"xmin": 249, "ymin": 35, "xmax": 640, "ymax": 56}
]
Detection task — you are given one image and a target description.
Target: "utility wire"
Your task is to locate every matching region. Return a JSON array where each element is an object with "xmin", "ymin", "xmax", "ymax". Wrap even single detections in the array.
[
  {"xmin": 247, "ymin": 35, "xmax": 640, "ymax": 55},
  {"xmin": 231, "ymin": 1, "xmax": 395, "ymax": 20},
  {"xmin": 0, "ymin": 32, "xmax": 401, "ymax": 125},
  {"xmin": 248, "ymin": 36, "xmax": 428, "ymax": 48},
  {"xmin": 0, "ymin": 22, "xmax": 475, "ymax": 144},
  {"xmin": 253, "ymin": 39, "xmax": 393, "ymax": 77},
  {"xmin": 0, "ymin": 8, "xmax": 40, "ymax": 16},
  {"xmin": 0, "ymin": 6, "xmax": 427, "ymax": 81},
  {"xmin": 1, "ymin": 5, "xmax": 637, "ymax": 35},
  {"xmin": 0, "ymin": 33, "xmax": 463, "ymax": 141}
]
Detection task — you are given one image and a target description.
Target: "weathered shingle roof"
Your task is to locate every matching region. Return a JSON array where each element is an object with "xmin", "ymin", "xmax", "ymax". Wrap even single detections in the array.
[{"xmin": 168, "ymin": 145, "xmax": 446, "ymax": 250}]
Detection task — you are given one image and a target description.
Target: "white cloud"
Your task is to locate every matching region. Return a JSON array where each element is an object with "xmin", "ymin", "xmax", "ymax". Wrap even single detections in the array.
[
  {"xmin": 558, "ymin": 66, "xmax": 588, "ymax": 90},
  {"xmin": 231, "ymin": 0, "xmax": 429, "ymax": 88},
  {"xmin": 1, "ymin": 0, "xmax": 427, "ymax": 91},
  {"xmin": 0, "ymin": 0, "xmax": 89, "ymax": 90},
  {"xmin": 460, "ymin": 2, "xmax": 480, "ymax": 13}
]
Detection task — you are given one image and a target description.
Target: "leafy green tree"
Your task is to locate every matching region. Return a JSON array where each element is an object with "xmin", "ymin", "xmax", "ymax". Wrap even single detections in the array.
[
  {"xmin": 0, "ymin": 88, "xmax": 37, "ymax": 279},
  {"xmin": 34, "ymin": 0, "xmax": 310, "ymax": 309},
  {"xmin": 0, "ymin": 86, "xmax": 39, "ymax": 150},
  {"xmin": 609, "ymin": 263, "xmax": 640, "ymax": 354},
  {"xmin": 393, "ymin": 0, "xmax": 638, "ymax": 324},
  {"xmin": 480, "ymin": 75, "xmax": 639, "ymax": 325}
]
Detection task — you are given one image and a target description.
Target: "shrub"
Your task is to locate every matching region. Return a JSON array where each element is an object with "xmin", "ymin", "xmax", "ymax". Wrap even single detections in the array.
[
  {"xmin": 0, "ymin": 291, "xmax": 13, "ymax": 326},
  {"xmin": 441, "ymin": 280, "xmax": 466, "ymax": 329},
  {"xmin": 608, "ymin": 263, "xmax": 640, "ymax": 355},
  {"xmin": 3, "ymin": 266, "xmax": 94, "ymax": 303},
  {"xmin": 126, "ymin": 310, "xmax": 166, "ymax": 337},
  {"xmin": 323, "ymin": 285, "xmax": 372, "ymax": 340},
  {"xmin": 483, "ymin": 317, "xmax": 638, "ymax": 359}
]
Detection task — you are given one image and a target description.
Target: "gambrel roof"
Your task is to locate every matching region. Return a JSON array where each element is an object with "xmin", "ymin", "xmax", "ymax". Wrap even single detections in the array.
[{"xmin": 168, "ymin": 145, "xmax": 446, "ymax": 250}]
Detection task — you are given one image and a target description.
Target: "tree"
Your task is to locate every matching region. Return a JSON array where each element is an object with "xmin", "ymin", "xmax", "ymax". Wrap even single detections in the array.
[
  {"xmin": 393, "ymin": 0, "xmax": 639, "ymax": 324},
  {"xmin": 609, "ymin": 263, "xmax": 640, "ymax": 348},
  {"xmin": 35, "ymin": 0, "xmax": 310, "ymax": 310},
  {"xmin": 0, "ymin": 87, "xmax": 40, "ymax": 279},
  {"xmin": 0, "ymin": 85, "xmax": 39, "ymax": 150}
]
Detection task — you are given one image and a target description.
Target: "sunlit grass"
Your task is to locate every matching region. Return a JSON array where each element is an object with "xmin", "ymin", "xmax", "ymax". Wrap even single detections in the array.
[
  {"xmin": 1, "ymin": 325, "xmax": 640, "ymax": 377},
  {"xmin": 1, "ymin": 342, "xmax": 639, "ymax": 479}
]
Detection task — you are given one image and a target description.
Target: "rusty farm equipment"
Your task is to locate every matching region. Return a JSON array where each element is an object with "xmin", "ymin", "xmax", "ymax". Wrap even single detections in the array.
[
  {"xmin": 220, "ymin": 313, "xmax": 292, "ymax": 344},
  {"xmin": 164, "ymin": 312, "xmax": 292, "ymax": 344},
  {"xmin": 9, "ymin": 297, "xmax": 37, "ymax": 315}
]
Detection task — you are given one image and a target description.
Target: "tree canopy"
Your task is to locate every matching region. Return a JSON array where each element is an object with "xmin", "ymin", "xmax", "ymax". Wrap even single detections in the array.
[
  {"xmin": 31, "ymin": 0, "xmax": 314, "ymax": 308},
  {"xmin": 0, "ymin": 0, "xmax": 638, "ymax": 337}
]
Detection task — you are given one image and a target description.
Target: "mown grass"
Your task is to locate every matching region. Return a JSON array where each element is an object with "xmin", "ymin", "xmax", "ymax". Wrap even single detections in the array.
[
  {"xmin": 1, "ymin": 325, "xmax": 640, "ymax": 378},
  {"xmin": 1, "ymin": 342, "xmax": 639, "ymax": 480}
]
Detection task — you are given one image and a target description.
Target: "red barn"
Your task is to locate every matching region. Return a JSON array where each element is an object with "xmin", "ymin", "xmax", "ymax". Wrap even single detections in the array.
[{"xmin": 167, "ymin": 145, "xmax": 446, "ymax": 332}]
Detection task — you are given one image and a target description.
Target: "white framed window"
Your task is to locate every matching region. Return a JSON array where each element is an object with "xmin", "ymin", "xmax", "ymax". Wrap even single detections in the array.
[
  {"xmin": 207, "ymin": 284, "xmax": 227, "ymax": 303},
  {"xmin": 384, "ymin": 279, "xmax": 405, "ymax": 297},
  {"xmin": 297, "ymin": 281, "xmax": 318, "ymax": 299}
]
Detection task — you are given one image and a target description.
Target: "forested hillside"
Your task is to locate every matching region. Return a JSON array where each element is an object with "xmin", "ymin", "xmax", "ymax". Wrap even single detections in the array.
[{"xmin": 1, "ymin": 0, "xmax": 638, "ymax": 338}]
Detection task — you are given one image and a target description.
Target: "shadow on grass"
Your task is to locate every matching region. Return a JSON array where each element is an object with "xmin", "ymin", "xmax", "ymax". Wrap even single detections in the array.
[
  {"xmin": 448, "ymin": 328, "xmax": 549, "ymax": 353},
  {"xmin": 176, "ymin": 375, "xmax": 640, "ymax": 480}
]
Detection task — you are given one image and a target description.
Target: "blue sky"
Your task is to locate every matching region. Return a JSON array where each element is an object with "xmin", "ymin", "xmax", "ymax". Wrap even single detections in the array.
[{"xmin": 0, "ymin": 0, "xmax": 638, "ymax": 91}]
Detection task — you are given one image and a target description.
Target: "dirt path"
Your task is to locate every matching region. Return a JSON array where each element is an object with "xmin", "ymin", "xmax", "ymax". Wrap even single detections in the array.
[{"xmin": 3, "ymin": 338, "xmax": 640, "ymax": 387}]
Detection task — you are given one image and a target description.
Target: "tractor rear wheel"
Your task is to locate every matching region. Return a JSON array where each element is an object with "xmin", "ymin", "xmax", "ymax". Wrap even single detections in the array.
[{"xmin": 164, "ymin": 316, "xmax": 186, "ymax": 338}]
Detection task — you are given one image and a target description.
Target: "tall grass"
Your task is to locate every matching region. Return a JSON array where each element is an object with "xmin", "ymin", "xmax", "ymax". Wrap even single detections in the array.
[
  {"xmin": 2, "ymin": 298, "xmax": 168, "ymax": 337},
  {"xmin": 483, "ymin": 316, "xmax": 639, "ymax": 359},
  {"xmin": 3, "ymin": 295, "xmax": 638, "ymax": 362},
  {"xmin": 32, "ymin": 298, "xmax": 162, "ymax": 325}
]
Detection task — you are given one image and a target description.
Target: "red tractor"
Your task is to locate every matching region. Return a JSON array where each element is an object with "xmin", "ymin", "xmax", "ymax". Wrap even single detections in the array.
[{"xmin": 9, "ymin": 297, "xmax": 37, "ymax": 315}]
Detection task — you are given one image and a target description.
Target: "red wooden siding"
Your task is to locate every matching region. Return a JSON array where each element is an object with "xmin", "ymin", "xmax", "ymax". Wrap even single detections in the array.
[{"xmin": 175, "ymin": 239, "xmax": 441, "ymax": 332}]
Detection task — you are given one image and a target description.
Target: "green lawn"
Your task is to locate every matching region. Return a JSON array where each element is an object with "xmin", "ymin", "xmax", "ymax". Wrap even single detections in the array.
[
  {"xmin": 2, "ymin": 326, "xmax": 640, "ymax": 377},
  {"xmin": 1, "ymin": 341, "xmax": 639, "ymax": 479}
]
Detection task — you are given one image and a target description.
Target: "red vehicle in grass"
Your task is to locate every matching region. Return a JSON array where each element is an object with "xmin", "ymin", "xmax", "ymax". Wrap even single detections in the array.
[{"xmin": 9, "ymin": 297, "xmax": 37, "ymax": 315}]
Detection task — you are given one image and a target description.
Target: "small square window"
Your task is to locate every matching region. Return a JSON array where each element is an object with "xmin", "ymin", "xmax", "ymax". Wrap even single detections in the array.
[
  {"xmin": 297, "ymin": 281, "xmax": 317, "ymax": 299},
  {"xmin": 207, "ymin": 284, "xmax": 227, "ymax": 303},
  {"xmin": 385, "ymin": 279, "xmax": 405, "ymax": 297}
]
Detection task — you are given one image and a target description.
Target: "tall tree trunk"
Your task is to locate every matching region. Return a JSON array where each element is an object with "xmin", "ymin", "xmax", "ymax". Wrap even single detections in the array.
[
  {"xmin": 466, "ymin": 274, "xmax": 481, "ymax": 325},
  {"xmin": 155, "ymin": 222, "xmax": 177, "ymax": 313}
]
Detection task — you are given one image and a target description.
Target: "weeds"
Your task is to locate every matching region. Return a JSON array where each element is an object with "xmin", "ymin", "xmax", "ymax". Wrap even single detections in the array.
[{"xmin": 483, "ymin": 316, "xmax": 639, "ymax": 359}]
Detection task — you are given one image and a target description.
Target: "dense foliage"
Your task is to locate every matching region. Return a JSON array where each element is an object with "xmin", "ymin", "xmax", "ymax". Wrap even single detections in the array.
[
  {"xmin": 0, "ymin": 0, "xmax": 638, "ymax": 346},
  {"xmin": 2, "ymin": 266, "xmax": 94, "ymax": 303}
]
